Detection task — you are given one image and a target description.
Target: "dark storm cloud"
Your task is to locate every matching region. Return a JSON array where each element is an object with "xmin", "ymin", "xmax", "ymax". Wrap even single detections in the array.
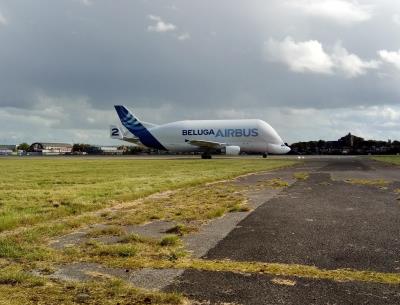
[{"xmin": 0, "ymin": 0, "xmax": 399, "ymax": 144}]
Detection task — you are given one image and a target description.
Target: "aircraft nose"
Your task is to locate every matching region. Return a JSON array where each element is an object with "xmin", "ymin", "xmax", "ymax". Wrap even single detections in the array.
[{"xmin": 267, "ymin": 143, "xmax": 291, "ymax": 154}]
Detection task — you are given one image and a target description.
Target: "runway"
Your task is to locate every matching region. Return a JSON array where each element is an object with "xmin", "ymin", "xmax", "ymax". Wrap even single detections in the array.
[{"xmin": 167, "ymin": 157, "xmax": 400, "ymax": 304}]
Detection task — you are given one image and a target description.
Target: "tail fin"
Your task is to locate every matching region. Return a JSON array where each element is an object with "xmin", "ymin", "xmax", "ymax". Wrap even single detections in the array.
[
  {"xmin": 110, "ymin": 125, "xmax": 123, "ymax": 140},
  {"xmin": 114, "ymin": 105, "xmax": 166, "ymax": 150},
  {"xmin": 114, "ymin": 105, "xmax": 148, "ymax": 137}
]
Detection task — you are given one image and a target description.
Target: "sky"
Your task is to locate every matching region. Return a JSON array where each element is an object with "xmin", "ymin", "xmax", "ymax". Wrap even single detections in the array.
[{"xmin": 0, "ymin": 0, "xmax": 399, "ymax": 145}]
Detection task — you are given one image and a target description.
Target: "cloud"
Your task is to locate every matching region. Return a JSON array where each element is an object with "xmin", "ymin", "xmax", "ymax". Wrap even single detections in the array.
[
  {"xmin": 217, "ymin": 105, "xmax": 400, "ymax": 143},
  {"xmin": 0, "ymin": 11, "xmax": 7, "ymax": 26},
  {"xmin": 0, "ymin": 92, "xmax": 117, "ymax": 144},
  {"xmin": 147, "ymin": 15, "xmax": 176, "ymax": 33},
  {"xmin": 177, "ymin": 32, "xmax": 190, "ymax": 41},
  {"xmin": 265, "ymin": 37, "xmax": 379, "ymax": 78},
  {"xmin": 332, "ymin": 44, "xmax": 380, "ymax": 78},
  {"xmin": 378, "ymin": 49, "xmax": 400, "ymax": 70},
  {"xmin": 285, "ymin": 0, "xmax": 373, "ymax": 26},
  {"xmin": 75, "ymin": 0, "xmax": 92, "ymax": 6},
  {"xmin": 81, "ymin": 0, "xmax": 93, "ymax": 6},
  {"xmin": 393, "ymin": 14, "xmax": 400, "ymax": 26},
  {"xmin": 265, "ymin": 37, "xmax": 334, "ymax": 74},
  {"xmin": 0, "ymin": 1, "xmax": 400, "ymax": 144}
]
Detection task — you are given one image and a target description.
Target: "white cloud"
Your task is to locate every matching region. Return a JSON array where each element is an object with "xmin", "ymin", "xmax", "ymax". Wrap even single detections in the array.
[
  {"xmin": 147, "ymin": 15, "xmax": 176, "ymax": 33},
  {"xmin": 378, "ymin": 49, "xmax": 400, "ymax": 70},
  {"xmin": 265, "ymin": 36, "xmax": 334, "ymax": 74},
  {"xmin": 332, "ymin": 44, "xmax": 380, "ymax": 78},
  {"xmin": 0, "ymin": 12, "xmax": 7, "ymax": 26},
  {"xmin": 213, "ymin": 105, "xmax": 400, "ymax": 143},
  {"xmin": 78, "ymin": 0, "xmax": 93, "ymax": 6},
  {"xmin": 177, "ymin": 32, "xmax": 190, "ymax": 41},
  {"xmin": 393, "ymin": 14, "xmax": 400, "ymax": 26},
  {"xmin": 285, "ymin": 0, "xmax": 373, "ymax": 26},
  {"xmin": 265, "ymin": 37, "xmax": 379, "ymax": 78},
  {"xmin": 167, "ymin": 4, "xmax": 180, "ymax": 11},
  {"xmin": 0, "ymin": 93, "xmax": 121, "ymax": 145}
]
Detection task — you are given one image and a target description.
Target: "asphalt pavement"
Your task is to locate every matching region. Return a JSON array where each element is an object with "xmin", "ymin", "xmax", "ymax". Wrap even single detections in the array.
[{"xmin": 167, "ymin": 157, "xmax": 400, "ymax": 304}]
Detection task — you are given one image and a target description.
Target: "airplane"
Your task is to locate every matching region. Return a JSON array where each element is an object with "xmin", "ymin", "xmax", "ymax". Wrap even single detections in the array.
[{"xmin": 111, "ymin": 105, "xmax": 290, "ymax": 159}]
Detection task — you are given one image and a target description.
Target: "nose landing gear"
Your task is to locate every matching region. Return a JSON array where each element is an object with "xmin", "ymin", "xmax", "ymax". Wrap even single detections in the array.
[{"xmin": 262, "ymin": 153, "xmax": 268, "ymax": 158}]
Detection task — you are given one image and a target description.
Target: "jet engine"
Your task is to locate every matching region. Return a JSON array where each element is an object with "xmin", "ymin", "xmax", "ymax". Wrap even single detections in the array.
[{"xmin": 223, "ymin": 145, "xmax": 241, "ymax": 155}]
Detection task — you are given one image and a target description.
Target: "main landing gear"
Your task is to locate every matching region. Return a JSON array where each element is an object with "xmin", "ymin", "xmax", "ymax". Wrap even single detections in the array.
[
  {"xmin": 201, "ymin": 152, "xmax": 212, "ymax": 159},
  {"xmin": 262, "ymin": 153, "xmax": 268, "ymax": 158}
]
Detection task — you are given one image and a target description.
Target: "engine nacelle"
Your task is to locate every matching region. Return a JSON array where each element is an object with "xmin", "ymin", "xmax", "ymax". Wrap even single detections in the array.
[{"xmin": 223, "ymin": 145, "xmax": 241, "ymax": 155}]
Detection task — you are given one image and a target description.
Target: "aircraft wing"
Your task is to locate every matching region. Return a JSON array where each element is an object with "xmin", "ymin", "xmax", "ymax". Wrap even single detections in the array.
[{"xmin": 185, "ymin": 139, "xmax": 226, "ymax": 149}]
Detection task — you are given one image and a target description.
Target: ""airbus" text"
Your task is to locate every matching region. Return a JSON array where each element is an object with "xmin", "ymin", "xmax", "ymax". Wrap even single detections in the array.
[{"xmin": 182, "ymin": 128, "xmax": 258, "ymax": 137}]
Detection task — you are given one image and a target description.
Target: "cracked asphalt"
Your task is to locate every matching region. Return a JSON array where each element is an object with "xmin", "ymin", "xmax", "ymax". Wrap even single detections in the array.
[{"xmin": 167, "ymin": 157, "xmax": 400, "ymax": 305}]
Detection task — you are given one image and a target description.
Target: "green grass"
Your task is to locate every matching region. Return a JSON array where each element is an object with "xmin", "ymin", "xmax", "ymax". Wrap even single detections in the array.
[
  {"xmin": 0, "ymin": 158, "xmax": 296, "ymax": 233},
  {"xmin": 228, "ymin": 203, "xmax": 251, "ymax": 212},
  {"xmin": 2, "ymin": 156, "xmax": 400, "ymax": 303},
  {"xmin": 86, "ymin": 226, "xmax": 123, "ymax": 238},
  {"xmin": 372, "ymin": 156, "xmax": 400, "ymax": 166},
  {"xmin": 345, "ymin": 178, "xmax": 390, "ymax": 187},
  {"xmin": 293, "ymin": 172, "xmax": 309, "ymax": 180},
  {"xmin": 0, "ymin": 276, "xmax": 184, "ymax": 305},
  {"xmin": 165, "ymin": 224, "xmax": 198, "ymax": 236},
  {"xmin": 0, "ymin": 265, "xmax": 45, "ymax": 286},
  {"xmin": 0, "ymin": 157, "xmax": 297, "ymax": 303},
  {"xmin": 95, "ymin": 244, "xmax": 138, "ymax": 258},
  {"xmin": 256, "ymin": 178, "xmax": 289, "ymax": 188},
  {"xmin": 160, "ymin": 235, "xmax": 180, "ymax": 247},
  {"xmin": 105, "ymin": 257, "xmax": 400, "ymax": 285},
  {"xmin": 112, "ymin": 182, "xmax": 248, "ymax": 225},
  {"xmin": 118, "ymin": 233, "xmax": 149, "ymax": 244}
]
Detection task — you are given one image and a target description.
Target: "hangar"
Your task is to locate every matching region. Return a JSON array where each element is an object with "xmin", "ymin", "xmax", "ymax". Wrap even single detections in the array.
[
  {"xmin": 29, "ymin": 142, "xmax": 73, "ymax": 155},
  {"xmin": 86, "ymin": 145, "xmax": 124, "ymax": 155},
  {"xmin": 0, "ymin": 145, "xmax": 17, "ymax": 155}
]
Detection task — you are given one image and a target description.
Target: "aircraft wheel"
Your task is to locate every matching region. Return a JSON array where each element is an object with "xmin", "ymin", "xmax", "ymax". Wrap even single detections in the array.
[
  {"xmin": 201, "ymin": 153, "xmax": 212, "ymax": 159},
  {"xmin": 262, "ymin": 153, "xmax": 268, "ymax": 158}
]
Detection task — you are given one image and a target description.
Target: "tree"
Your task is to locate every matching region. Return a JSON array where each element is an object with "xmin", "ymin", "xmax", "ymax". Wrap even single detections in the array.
[
  {"xmin": 72, "ymin": 143, "xmax": 91, "ymax": 153},
  {"xmin": 17, "ymin": 143, "xmax": 30, "ymax": 151},
  {"xmin": 124, "ymin": 145, "xmax": 144, "ymax": 155}
]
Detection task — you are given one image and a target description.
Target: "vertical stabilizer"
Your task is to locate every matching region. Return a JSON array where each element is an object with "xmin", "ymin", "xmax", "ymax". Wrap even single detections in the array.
[{"xmin": 114, "ymin": 105, "xmax": 166, "ymax": 150}]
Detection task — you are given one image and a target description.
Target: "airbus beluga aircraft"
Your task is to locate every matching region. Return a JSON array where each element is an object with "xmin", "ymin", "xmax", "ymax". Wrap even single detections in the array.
[{"xmin": 111, "ymin": 105, "xmax": 290, "ymax": 159}]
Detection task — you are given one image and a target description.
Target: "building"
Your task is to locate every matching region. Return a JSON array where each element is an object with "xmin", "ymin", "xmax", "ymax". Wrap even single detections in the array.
[
  {"xmin": 86, "ymin": 145, "xmax": 124, "ymax": 155},
  {"xmin": 29, "ymin": 143, "xmax": 73, "ymax": 155},
  {"xmin": 0, "ymin": 145, "xmax": 17, "ymax": 155},
  {"xmin": 100, "ymin": 146, "xmax": 124, "ymax": 155}
]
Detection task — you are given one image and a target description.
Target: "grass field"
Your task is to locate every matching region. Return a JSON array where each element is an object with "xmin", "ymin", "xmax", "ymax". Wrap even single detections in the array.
[
  {"xmin": 0, "ymin": 157, "xmax": 296, "ymax": 233},
  {"xmin": 0, "ymin": 157, "xmax": 297, "ymax": 304},
  {"xmin": 372, "ymin": 155, "xmax": 400, "ymax": 166}
]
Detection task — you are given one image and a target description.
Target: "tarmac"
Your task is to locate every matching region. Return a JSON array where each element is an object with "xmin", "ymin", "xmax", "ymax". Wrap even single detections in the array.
[
  {"xmin": 166, "ymin": 157, "xmax": 400, "ymax": 304},
  {"xmin": 48, "ymin": 156, "xmax": 400, "ymax": 304}
]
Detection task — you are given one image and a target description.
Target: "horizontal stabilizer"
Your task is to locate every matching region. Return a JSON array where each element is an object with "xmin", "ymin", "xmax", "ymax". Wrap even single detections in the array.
[{"xmin": 110, "ymin": 125, "xmax": 123, "ymax": 140}]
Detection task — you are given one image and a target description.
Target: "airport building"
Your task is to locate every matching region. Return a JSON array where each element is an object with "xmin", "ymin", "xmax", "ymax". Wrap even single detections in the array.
[
  {"xmin": 86, "ymin": 145, "xmax": 124, "ymax": 155},
  {"xmin": 29, "ymin": 142, "xmax": 73, "ymax": 155},
  {"xmin": 100, "ymin": 146, "xmax": 124, "ymax": 155},
  {"xmin": 0, "ymin": 145, "xmax": 17, "ymax": 155}
]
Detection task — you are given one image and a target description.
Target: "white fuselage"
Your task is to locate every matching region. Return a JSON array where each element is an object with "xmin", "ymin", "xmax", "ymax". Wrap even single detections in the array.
[{"xmin": 147, "ymin": 119, "xmax": 290, "ymax": 154}]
